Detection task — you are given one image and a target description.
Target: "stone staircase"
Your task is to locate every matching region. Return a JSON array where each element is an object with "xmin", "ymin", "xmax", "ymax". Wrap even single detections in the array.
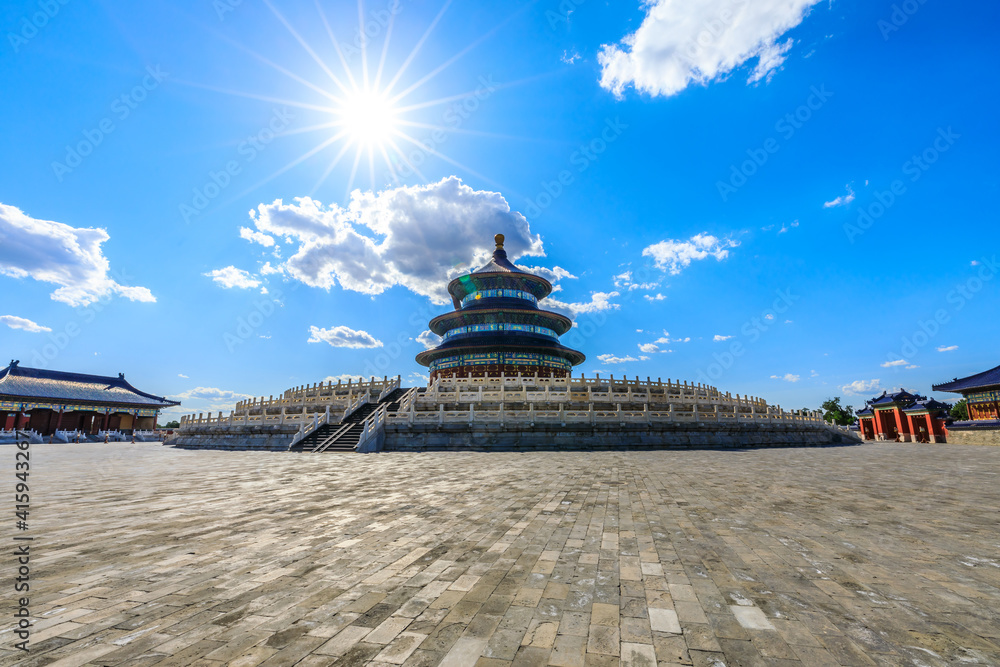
[{"xmin": 292, "ymin": 388, "xmax": 408, "ymax": 453}]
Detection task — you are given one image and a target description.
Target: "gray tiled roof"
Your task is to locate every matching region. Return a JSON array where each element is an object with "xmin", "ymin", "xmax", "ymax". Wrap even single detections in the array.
[{"xmin": 0, "ymin": 362, "xmax": 179, "ymax": 407}]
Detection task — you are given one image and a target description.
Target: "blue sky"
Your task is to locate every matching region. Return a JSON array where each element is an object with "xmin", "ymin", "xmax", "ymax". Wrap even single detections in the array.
[{"xmin": 1, "ymin": 0, "xmax": 997, "ymax": 422}]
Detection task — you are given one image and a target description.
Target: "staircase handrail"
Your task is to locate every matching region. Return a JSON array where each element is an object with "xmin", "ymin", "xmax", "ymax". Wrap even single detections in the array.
[
  {"xmin": 377, "ymin": 375, "xmax": 402, "ymax": 402},
  {"xmin": 342, "ymin": 393, "xmax": 370, "ymax": 421},
  {"xmin": 356, "ymin": 404, "xmax": 388, "ymax": 452},
  {"xmin": 290, "ymin": 407, "xmax": 333, "ymax": 448}
]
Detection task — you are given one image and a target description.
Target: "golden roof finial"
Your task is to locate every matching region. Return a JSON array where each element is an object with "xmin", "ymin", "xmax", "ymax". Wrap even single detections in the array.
[{"xmin": 494, "ymin": 233, "xmax": 505, "ymax": 249}]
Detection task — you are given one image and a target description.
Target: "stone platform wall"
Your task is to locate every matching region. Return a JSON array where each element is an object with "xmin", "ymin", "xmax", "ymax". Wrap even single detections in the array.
[
  {"xmin": 165, "ymin": 424, "xmax": 300, "ymax": 451},
  {"xmin": 942, "ymin": 427, "xmax": 1000, "ymax": 446},
  {"xmin": 382, "ymin": 421, "xmax": 860, "ymax": 452}
]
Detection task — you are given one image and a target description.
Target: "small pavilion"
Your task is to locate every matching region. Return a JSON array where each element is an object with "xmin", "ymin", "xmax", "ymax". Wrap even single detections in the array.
[
  {"xmin": 0, "ymin": 360, "xmax": 179, "ymax": 436},
  {"xmin": 855, "ymin": 389, "xmax": 950, "ymax": 443}
]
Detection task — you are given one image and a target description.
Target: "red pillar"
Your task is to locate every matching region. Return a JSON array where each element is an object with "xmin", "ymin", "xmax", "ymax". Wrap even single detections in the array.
[
  {"xmin": 925, "ymin": 414, "xmax": 935, "ymax": 443},
  {"xmin": 905, "ymin": 413, "xmax": 915, "ymax": 443},
  {"xmin": 873, "ymin": 411, "xmax": 883, "ymax": 439},
  {"xmin": 892, "ymin": 409, "xmax": 904, "ymax": 441}
]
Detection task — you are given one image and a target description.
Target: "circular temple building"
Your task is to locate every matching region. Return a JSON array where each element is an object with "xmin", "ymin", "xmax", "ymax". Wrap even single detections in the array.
[{"xmin": 416, "ymin": 234, "xmax": 585, "ymax": 380}]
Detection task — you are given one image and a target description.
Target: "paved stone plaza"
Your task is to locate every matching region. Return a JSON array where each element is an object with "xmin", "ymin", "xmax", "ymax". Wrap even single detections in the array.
[{"xmin": 4, "ymin": 442, "xmax": 1000, "ymax": 667}]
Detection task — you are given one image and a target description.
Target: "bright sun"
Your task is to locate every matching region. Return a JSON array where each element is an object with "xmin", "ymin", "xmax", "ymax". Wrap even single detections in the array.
[{"xmin": 337, "ymin": 90, "xmax": 398, "ymax": 147}]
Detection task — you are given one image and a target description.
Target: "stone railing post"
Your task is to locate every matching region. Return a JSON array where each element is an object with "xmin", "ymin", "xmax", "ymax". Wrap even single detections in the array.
[
  {"xmin": 438, "ymin": 404, "xmax": 444, "ymax": 426},
  {"xmin": 559, "ymin": 402, "xmax": 565, "ymax": 426}
]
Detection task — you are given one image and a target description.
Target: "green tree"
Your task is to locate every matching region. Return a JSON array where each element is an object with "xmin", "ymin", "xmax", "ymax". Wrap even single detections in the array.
[
  {"xmin": 161, "ymin": 420, "xmax": 180, "ymax": 428},
  {"xmin": 821, "ymin": 397, "xmax": 856, "ymax": 426},
  {"xmin": 950, "ymin": 399, "xmax": 968, "ymax": 421}
]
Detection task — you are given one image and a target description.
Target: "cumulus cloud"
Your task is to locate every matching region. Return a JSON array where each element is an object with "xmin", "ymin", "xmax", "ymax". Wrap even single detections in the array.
[
  {"xmin": 881, "ymin": 359, "xmax": 908, "ymax": 368},
  {"xmin": 517, "ymin": 265, "xmax": 577, "ymax": 284},
  {"xmin": 937, "ymin": 345, "xmax": 958, "ymax": 352},
  {"xmin": 0, "ymin": 315, "xmax": 51, "ymax": 333},
  {"xmin": 178, "ymin": 373, "xmax": 189, "ymax": 378},
  {"xmin": 169, "ymin": 386, "xmax": 254, "ymax": 417},
  {"xmin": 655, "ymin": 331, "xmax": 690, "ymax": 344},
  {"xmin": 598, "ymin": 354, "xmax": 639, "ymax": 364},
  {"xmin": 643, "ymin": 233, "xmax": 739, "ymax": 275},
  {"xmin": 638, "ymin": 343, "xmax": 659, "ymax": 353},
  {"xmin": 204, "ymin": 266, "xmax": 260, "ymax": 289},
  {"xmin": 823, "ymin": 186, "xmax": 856, "ymax": 208},
  {"xmin": 0, "ymin": 203, "xmax": 155, "ymax": 306},
  {"xmin": 713, "ymin": 334, "xmax": 733, "ymax": 342},
  {"xmin": 613, "ymin": 270, "xmax": 660, "ymax": 292},
  {"xmin": 597, "ymin": 0, "xmax": 822, "ymax": 98},
  {"xmin": 239, "ymin": 226, "xmax": 275, "ymax": 247},
  {"xmin": 417, "ymin": 329, "xmax": 442, "ymax": 350},
  {"xmin": 246, "ymin": 177, "xmax": 545, "ymax": 305},
  {"xmin": 770, "ymin": 373, "xmax": 800, "ymax": 382},
  {"xmin": 323, "ymin": 374, "xmax": 370, "ymax": 384},
  {"xmin": 643, "ymin": 293, "xmax": 666, "ymax": 302},
  {"xmin": 842, "ymin": 379, "xmax": 881, "ymax": 395},
  {"xmin": 546, "ymin": 291, "xmax": 620, "ymax": 318},
  {"xmin": 307, "ymin": 325, "xmax": 383, "ymax": 349}
]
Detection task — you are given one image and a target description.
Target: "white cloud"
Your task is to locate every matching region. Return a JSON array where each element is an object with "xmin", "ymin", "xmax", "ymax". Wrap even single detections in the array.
[
  {"xmin": 810, "ymin": 370, "xmax": 818, "ymax": 377},
  {"xmin": 654, "ymin": 331, "xmax": 690, "ymax": 344},
  {"xmin": 764, "ymin": 313, "xmax": 775, "ymax": 320},
  {"xmin": 597, "ymin": 0, "xmax": 822, "ymax": 98},
  {"xmin": 239, "ymin": 226, "xmax": 275, "ymax": 247},
  {"xmin": 778, "ymin": 220, "xmax": 800, "ymax": 234},
  {"xmin": 643, "ymin": 293, "xmax": 666, "ymax": 302},
  {"xmin": 905, "ymin": 364, "xmax": 919, "ymax": 369},
  {"xmin": 713, "ymin": 334, "xmax": 733, "ymax": 342},
  {"xmin": 169, "ymin": 386, "xmax": 254, "ymax": 417},
  {"xmin": 417, "ymin": 330, "xmax": 442, "ymax": 350},
  {"xmin": 638, "ymin": 343, "xmax": 659, "ymax": 353},
  {"xmin": 0, "ymin": 315, "xmax": 51, "ymax": 333},
  {"xmin": 881, "ymin": 359, "xmax": 908, "ymax": 368},
  {"xmin": 247, "ymin": 177, "xmax": 545, "ymax": 305},
  {"xmin": 409, "ymin": 371, "xmax": 430, "ymax": 384},
  {"xmin": 0, "ymin": 203, "xmax": 155, "ymax": 306},
  {"xmin": 841, "ymin": 379, "xmax": 881, "ymax": 395},
  {"xmin": 178, "ymin": 373, "xmax": 189, "ymax": 378},
  {"xmin": 561, "ymin": 50, "xmax": 581, "ymax": 65},
  {"xmin": 546, "ymin": 291, "xmax": 620, "ymax": 318},
  {"xmin": 937, "ymin": 345, "xmax": 958, "ymax": 352},
  {"xmin": 598, "ymin": 354, "xmax": 639, "ymax": 364},
  {"xmin": 639, "ymin": 355, "xmax": 650, "ymax": 361},
  {"xmin": 770, "ymin": 373, "xmax": 800, "ymax": 382},
  {"xmin": 323, "ymin": 374, "xmax": 369, "ymax": 384},
  {"xmin": 642, "ymin": 233, "xmax": 739, "ymax": 275},
  {"xmin": 260, "ymin": 261, "xmax": 284, "ymax": 275},
  {"xmin": 970, "ymin": 260, "xmax": 980, "ymax": 266},
  {"xmin": 307, "ymin": 325, "xmax": 383, "ymax": 349},
  {"xmin": 823, "ymin": 186, "xmax": 856, "ymax": 208},
  {"xmin": 204, "ymin": 266, "xmax": 260, "ymax": 289},
  {"xmin": 516, "ymin": 265, "xmax": 577, "ymax": 284}
]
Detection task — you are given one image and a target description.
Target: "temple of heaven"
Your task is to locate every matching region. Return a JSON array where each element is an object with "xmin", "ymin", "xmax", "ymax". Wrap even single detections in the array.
[{"xmin": 415, "ymin": 234, "xmax": 585, "ymax": 380}]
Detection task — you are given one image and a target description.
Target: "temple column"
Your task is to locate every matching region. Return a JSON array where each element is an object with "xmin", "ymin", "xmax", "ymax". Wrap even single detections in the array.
[
  {"xmin": 892, "ymin": 409, "xmax": 904, "ymax": 441},
  {"xmin": 905, "ymin": 413, "xmax": 916, "ymax": 442},
  {"xmin": 925, "ymin": 414, "xmax": 936, "ymax": 443}
]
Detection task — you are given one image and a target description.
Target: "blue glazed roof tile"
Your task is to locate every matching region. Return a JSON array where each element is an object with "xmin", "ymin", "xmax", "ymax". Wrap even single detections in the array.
[{"xmin": 0, "ymin": 361, "xmax": 179, "ymax": 407}]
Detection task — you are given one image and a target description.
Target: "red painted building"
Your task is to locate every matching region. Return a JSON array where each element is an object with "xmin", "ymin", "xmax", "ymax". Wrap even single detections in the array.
[
  {"xmin": 0, "ymin": 361, "xmax": 179, "ymax": 436},
  {"xmin": 855, "ymin": 389, "xmax": 950, "ymax": 443}
]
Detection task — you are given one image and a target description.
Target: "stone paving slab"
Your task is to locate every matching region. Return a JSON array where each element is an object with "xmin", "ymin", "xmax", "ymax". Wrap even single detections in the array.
[{"xmin": 2, "ymin": 442, "xmax": 999, "ymax": 666}]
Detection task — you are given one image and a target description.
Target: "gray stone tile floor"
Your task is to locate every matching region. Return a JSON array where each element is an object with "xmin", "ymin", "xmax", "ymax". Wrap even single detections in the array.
[{"xmin": 3, "ymin": 442, "xmax": 999, "ymax": 666}]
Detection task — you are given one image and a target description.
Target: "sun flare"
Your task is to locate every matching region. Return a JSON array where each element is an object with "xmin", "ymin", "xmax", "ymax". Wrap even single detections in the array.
[{"xmin": 336, "ymin": 89, "xmax": 399, "ymax": 147}]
